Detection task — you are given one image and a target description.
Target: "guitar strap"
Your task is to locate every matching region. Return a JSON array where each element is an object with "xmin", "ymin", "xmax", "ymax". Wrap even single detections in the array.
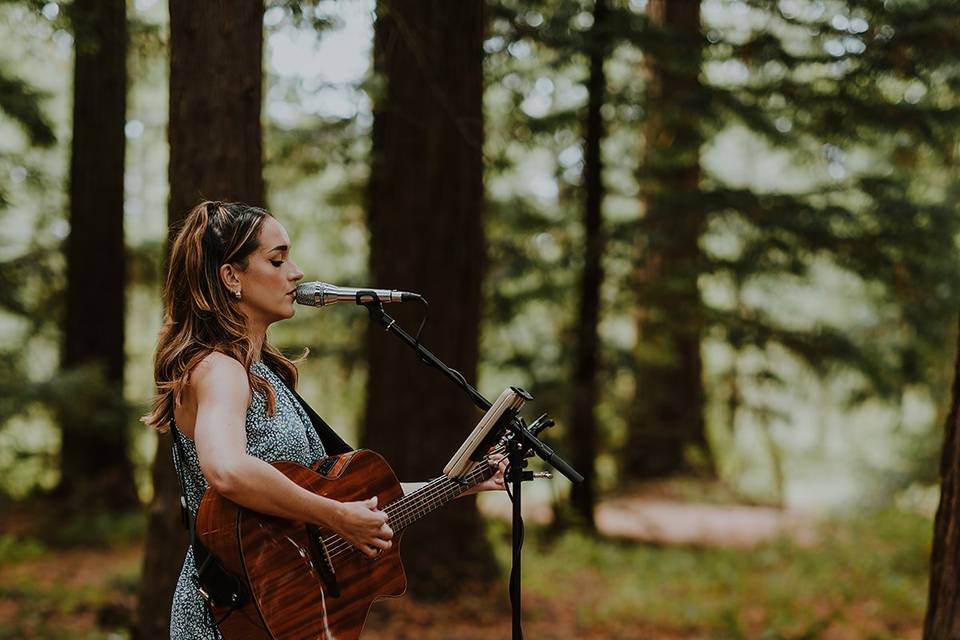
[
  {"xmin": 169, "ymin": 418, "xmax": 249, "ymax": 632},
  {"xmin": 286, "ymin": 384, "xmax": 354, "ymax": 455}
]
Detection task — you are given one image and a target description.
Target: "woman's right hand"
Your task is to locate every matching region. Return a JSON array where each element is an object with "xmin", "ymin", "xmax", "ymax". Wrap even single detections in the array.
[{"xmin": 332, "ymin": 496, "xmax": 393, "ymax": 558}]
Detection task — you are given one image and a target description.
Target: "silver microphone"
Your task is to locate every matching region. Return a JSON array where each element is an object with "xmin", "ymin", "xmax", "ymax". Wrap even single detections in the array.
[{"xmin": 295, "ymin": 281, "xmax": 423, "ymax": 307}]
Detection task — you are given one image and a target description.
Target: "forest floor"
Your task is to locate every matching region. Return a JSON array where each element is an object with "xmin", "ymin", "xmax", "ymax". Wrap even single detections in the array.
[{"xmin": 0, "ymin": 483, "xmax": 930, "ymax": 639}]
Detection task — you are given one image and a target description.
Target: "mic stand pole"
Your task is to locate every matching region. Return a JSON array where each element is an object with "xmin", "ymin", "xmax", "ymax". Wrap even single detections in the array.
[
  {"xmin": 356, "ymin": 292, "xmax": 492, "ymax": 412},
  {"xmin": 507, "ymin": 433, "xmax": 526, "ymax": 640},
  {"xmin": 356, "ymin": 292, "xmax": 583, "ymax": 640}
]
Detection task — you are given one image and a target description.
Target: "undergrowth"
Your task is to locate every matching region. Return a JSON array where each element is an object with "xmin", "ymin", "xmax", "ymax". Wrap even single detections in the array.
[
  {"xmin": 0, "ymin": 506, "xmax": 933, "ymax": 639},
  {"xmin": 488, "ymin": 506, "xmax": 931, "ymax": 639}
]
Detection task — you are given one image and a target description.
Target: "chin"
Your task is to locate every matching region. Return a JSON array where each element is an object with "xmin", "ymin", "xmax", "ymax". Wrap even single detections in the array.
[{"xmin": 264, "ymin": 306, "xmax": 295, "ymax": 324}]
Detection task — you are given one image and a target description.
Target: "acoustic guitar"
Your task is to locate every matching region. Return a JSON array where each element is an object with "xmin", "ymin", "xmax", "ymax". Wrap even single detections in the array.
[{"xmin": 195, "ymin": 448, "xmax": 497, "ymax": 639}]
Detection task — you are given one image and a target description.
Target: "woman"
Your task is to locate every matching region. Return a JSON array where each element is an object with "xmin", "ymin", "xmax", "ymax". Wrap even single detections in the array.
[{"xmin": 143, "ymin": 201, "xmax": 504, "ymax": 639}]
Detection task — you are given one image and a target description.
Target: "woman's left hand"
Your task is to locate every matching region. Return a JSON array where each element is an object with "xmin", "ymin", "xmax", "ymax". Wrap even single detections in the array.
[{"xmin": 461, "ymin": 454, "xmax": 508, "ymax": 495}]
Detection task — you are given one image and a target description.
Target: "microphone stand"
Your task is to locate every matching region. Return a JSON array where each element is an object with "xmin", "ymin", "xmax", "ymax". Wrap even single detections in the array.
[{"xmin": 355, "ymin": 292, "xmax": 583, "ymax": 640}]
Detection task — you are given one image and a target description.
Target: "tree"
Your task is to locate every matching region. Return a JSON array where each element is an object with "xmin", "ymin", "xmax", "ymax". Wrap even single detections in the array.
[
  {"xmin": 925, "ymin": 316, "xmax": 960, "ymax": 638},
  {"xmin": 135, "ymin": 1, "xmax": 266, "ymax": 636},
  {"xmin": 624, "ymin": 0, "xmax": 709, "ymax": 480},
  {"xmin": 58, "ymin": 0, "xmax": 138, "ymax": 508},
  {"xmin": 362, "ymin": 0, "xmax": 496, "ymax": 598},
  {"xmin": 567, "ymin": 0, "xmax": 610, "ymax": 529},
  {"xmin": 619, "ymin": 0, "xmax": 960, "ymax": 485}
]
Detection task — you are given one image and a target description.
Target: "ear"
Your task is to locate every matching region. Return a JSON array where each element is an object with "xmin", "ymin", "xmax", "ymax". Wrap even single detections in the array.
[{"xmin": 219, "ymin": 263, "xmax": 242, "ymax": 293}]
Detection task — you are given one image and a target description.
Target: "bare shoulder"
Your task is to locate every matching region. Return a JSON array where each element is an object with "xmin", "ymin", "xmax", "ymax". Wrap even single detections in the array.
[{"xmin": 191, "ymin": 351, "xmax": 251, "ymax": 405}]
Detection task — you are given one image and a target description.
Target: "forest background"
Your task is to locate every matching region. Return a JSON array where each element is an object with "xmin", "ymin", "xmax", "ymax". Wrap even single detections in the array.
[{"xmin": 3, "ymin": 0, "xmax": 960, "ymax": 638}]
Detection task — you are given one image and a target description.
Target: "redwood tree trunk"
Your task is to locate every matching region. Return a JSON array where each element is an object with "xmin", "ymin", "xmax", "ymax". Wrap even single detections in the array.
[
  {"xmin": 624, "ymin": 0, "xmax": 710, "ymax": 480},
  {"xmin": 924, "ymin": 316, "xmax": 960, "ymax": 638},
  {"xmin": 135, "ymin": 2, "xmax": 265, "ymax": 637},
  {"xmin": 568, "ymin": 0, "xmax": 609, "ymax": 529},
  {"xmin": 362, "ymin": 0, "xmax": 496, "ymax": 598},
  {"xmin": 166, "ymin": 0, "xmax": 265, "ymax": 219},
  {"xmin": 59, "ymin": 0, "xmax": 137, "ymax": 509}
]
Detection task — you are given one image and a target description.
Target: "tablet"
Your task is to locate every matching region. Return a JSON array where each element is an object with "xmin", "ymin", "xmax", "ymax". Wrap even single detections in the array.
[{"xmin": 443, "ymin": 387, "xmax": 528, "ymax": 478}]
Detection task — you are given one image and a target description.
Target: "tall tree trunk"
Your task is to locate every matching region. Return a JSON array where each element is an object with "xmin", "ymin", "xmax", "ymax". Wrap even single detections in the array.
[
  {"xmin": 923, "ymin": 316, "xmax": 960, "ymax": 638},
  {"xmin": 166, "ymin": 1, "xmax": 265, "ymax": 218},
  {"xmin": 624, "ymin": 0, "xmax": 710, "ymax": 480},
  {"xmin": 135, "ymin": 2, "xmax": 265, "ymax": 637},
  {"xmin": 59, "ymin": 0, "xmax": 137, "ymax": 509},
  {"xmin": 362, "ymin": 0, "xmax": 495, "ymax": 599},
  {"xmin": 567, "ymin": 0, "xmax": 609, "ymax": 529}
]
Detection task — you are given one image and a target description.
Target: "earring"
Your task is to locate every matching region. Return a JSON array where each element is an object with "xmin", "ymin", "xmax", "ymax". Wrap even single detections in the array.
[{"xmin": 234, "ymin": 289, "xmax": 241, "ymax": 300}]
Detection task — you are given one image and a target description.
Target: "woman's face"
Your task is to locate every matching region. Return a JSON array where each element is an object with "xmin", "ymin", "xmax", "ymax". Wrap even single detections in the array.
[{"xmin": 228, "ymin": 216, "xmax": 304, "ymax": 328}]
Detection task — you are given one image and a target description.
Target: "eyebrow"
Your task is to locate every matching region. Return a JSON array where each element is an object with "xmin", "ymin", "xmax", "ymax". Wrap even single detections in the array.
[{"xmin": 267, "ymin": 244, "xmax": 289, "ymax": 254}]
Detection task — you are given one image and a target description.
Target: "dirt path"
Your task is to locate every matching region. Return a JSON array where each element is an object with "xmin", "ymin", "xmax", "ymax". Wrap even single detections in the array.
[
  {"xmin": 595, "ymin": 497, "xmax": 817, "ymax": 547},
  {"xmin": 480, "ymin": 492, "xmax": 818, "ymax": 548}
]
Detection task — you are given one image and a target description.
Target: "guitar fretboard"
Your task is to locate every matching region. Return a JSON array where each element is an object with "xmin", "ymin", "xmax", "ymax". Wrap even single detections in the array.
[
  {"xmin": 321, "ymin": 461, "xmax": 496, "ymax": 560},
  {"xmin": 384, "ymin": 462, "xmax": 495, "ymax": 531}
]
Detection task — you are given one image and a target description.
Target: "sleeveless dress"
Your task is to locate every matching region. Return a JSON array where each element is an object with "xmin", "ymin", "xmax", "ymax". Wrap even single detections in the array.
[{"xmin": 169, "ymin": 361, "xmax": 328, "ymax": 640}]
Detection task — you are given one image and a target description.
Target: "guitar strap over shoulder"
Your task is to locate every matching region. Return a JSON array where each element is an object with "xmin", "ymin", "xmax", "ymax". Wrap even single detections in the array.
[{"xmin": 287, "ymin": 385, "xmax": 353, "ymax": 455}]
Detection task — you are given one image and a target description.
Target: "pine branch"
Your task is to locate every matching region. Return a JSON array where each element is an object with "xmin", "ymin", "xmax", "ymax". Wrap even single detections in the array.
[{"xmin": 0, "ymin": 66, "xmax": 55, "ymax": 147}]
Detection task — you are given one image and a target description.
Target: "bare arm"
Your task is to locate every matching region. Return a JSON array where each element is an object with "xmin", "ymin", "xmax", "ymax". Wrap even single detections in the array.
[{"xmin": 191, "ymin": 353, "xmax": 392, "ymax": 557}]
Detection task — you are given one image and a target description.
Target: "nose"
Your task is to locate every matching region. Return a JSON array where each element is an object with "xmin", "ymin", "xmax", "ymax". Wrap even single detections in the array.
[{"xmin": 289, "ymin": 261, "xmax": 304, "ymax": 283}]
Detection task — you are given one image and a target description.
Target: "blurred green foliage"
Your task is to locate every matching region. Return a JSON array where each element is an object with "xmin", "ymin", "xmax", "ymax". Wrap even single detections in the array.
[{"xmin": 0, "ymin": 0, "xmax": 957, "ymax": 511}]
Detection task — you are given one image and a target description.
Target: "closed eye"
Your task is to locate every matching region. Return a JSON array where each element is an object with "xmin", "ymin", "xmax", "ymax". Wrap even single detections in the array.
[{"xmin": 270, "ymin": 260, "xmax": 284, "ymax": 267}]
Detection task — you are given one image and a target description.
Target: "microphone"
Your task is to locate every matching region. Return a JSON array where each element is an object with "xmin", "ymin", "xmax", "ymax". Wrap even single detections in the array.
[{"xmin": 295, "ymin": 281, "xmax": 423, "ymax": 307}]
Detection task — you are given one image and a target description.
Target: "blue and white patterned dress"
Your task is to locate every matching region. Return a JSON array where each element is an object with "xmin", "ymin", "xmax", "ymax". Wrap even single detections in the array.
[{"xmin": 169, "ymin": 361, "xmax": 327, "ymax": 640}]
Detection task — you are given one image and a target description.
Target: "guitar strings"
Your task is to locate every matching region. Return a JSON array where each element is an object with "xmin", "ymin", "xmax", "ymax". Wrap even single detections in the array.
[
  {"xmin": 321, "ymin": 436, "xmax": 510, "ymax": 559},
  {"xmin": 322, "ymin": 474, "xmax": 452, "ymax": 559},
  {"xmin": 389, "ymin": 437, "xmax": 508, "ymax": 528},
  {"xmin": 323, "ymin": 464, "xmax": 492, "ymax": 560},
  {"xmin": 378, "ymin": 461, "xmax": 492, "ymax": 529},
  {"xmin": 322, "ymin": 444, "xmax": 504, "ymax": 558},
  {"xmin": 387, "ymin": 464, "xmax": 490, "ymax": 529},
  {"xmin": 322, "ymin": 462, "xmax": 496, "ymax": 560}
]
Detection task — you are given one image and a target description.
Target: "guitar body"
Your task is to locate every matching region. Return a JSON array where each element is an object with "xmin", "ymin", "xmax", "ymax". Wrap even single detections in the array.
[{"xmin": 195, "ymin": 450, "xmax": 408, "ymax": 640}]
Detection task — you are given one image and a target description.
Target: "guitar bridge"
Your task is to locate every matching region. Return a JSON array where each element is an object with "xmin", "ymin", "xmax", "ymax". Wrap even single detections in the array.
[{"xmin": 306, "ymin": 524, "xmax": 340, "ymax": 597}]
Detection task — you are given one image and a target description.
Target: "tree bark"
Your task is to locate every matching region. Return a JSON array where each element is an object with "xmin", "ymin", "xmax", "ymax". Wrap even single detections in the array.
[
  {"xmin": 363, "ymin": 0, "xmax": 496, "ymax": 598},
  {"xmin": 166, "ymin": 0, "xmax": 265, "ymax": 219},
  {"xmin": 923, "ymin": 316, "xmax": 960, "ymax": 638},
  {"xmin": 567, "ymin": 0, "xmax": 609, "ymax": 529},
  {"xmin": 624, "ymin": 0, "xmax": 710, "ymax": 480},
  {"xmin": 135, "ymin": 2, "xmax": 265, "ymax": 637},
  {"xmin": 59, "ymin": 0, "xmax": 137, "ymax": 510}
]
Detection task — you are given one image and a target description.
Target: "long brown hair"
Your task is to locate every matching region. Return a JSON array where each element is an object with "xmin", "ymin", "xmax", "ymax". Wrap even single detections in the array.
[{"xmin": 142, "ymin": 201, "xmax": 299, "ymax": 432}]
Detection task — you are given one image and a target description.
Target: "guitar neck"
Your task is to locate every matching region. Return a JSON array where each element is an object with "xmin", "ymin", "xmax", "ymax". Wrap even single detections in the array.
[{"xmin": 383, "ymin": 462, "xmax": 495, "ymax": 532}]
